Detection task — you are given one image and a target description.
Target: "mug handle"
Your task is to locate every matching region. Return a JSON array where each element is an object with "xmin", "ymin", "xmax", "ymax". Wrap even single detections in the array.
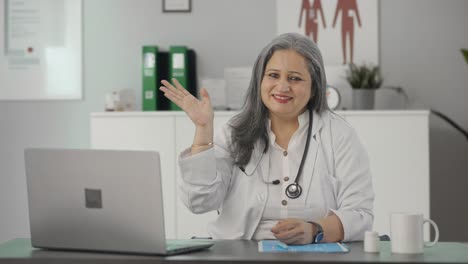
[{"xmin": 424, "ymin": 219, "xmax": 439, "ymax": 247}]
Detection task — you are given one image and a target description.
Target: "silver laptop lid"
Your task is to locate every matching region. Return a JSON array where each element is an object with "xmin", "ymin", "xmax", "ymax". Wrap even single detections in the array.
[{"xmin": 25, "ymin": 148, "xmax": 167, "ymax": 254}]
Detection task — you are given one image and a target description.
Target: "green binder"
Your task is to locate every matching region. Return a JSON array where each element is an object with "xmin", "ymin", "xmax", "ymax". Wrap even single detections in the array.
[
  {"xmin": 142, "ymin": 46, "xmax": 158, "ymax": 111},
  {"xmin": 169, "ymin": 46, "xmax": 188, "ymax": 111}
]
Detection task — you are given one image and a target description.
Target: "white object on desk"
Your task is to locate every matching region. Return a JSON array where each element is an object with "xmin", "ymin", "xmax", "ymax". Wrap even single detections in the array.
[
  {"xmin": 364, "ymin": 231, "xmax": 380, "ymax": 253},
  {"xmin": 90, "ymin": 110, "xmax": 430, "ymax": 240},
  {"xmin": 390, "ymin": 212, "xmax": 439, "ymax": 254}
]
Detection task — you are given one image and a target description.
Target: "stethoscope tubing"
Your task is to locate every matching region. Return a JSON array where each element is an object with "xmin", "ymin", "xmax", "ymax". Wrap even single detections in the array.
[{"xmin": 240, "ymin": 109, "xmax": 313, "ymax": 199}]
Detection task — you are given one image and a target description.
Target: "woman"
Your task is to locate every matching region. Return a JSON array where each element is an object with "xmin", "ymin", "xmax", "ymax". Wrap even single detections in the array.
[{"xmin": 159, "ymin": 33, "xmax": 374, "ymax": 244}]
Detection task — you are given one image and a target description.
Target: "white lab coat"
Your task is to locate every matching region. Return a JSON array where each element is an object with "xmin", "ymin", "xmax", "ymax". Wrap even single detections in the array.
[{"xmin": 178, "ymin": 110, "xmax": 374, "ymax": 241}]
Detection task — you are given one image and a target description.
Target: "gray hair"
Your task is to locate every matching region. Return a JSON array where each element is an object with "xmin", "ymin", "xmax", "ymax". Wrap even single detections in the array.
[{"xmin": 229, "ymin": 32, "xmax": 329, "ymax": 166}]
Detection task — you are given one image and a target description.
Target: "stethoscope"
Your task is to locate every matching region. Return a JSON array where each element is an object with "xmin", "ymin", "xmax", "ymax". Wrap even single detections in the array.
[{"xmin": 240, "ymin": 109, "xmax": 313, "ymax": 199}]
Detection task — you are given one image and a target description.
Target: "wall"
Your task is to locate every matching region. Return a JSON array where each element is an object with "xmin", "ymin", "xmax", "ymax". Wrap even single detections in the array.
[{"xmin": 1, "ymin": 0, "xmax": 467, "ymax": 243}]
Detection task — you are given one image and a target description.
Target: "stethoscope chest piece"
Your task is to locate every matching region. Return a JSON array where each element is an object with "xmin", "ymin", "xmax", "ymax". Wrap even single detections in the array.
[{"xmin": 285, "ymin": 183, "xmax": 302, "ymax": 199}]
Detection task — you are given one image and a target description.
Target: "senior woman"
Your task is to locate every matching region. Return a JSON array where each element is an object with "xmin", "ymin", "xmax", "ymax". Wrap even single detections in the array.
[{"xmin": 159, "ymin": 32, "xmax": 374, "ymax": 244}]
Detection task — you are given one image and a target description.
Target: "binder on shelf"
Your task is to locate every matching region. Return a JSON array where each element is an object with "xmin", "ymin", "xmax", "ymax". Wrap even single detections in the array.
[
  {"xmin": 142, "ymin": 47, "xmax": 171, "ymax": 111},
  {"xmin": 142, "ymin": 46, "xmax": 158, "ymax": 111},
  {"xmin": 169, "ymin": 46, "xmax": 197, "ymax": 110},
  {"xmin": 187, "ymin": 49, "xmax": 198, "ymax": 101},
  {"xmin": 156, "ymin": 51, "xmax": 170, "ymax": 110}
]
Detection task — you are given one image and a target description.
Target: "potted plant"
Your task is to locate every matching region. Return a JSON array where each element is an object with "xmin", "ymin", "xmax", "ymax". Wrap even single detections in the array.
[
  {"xmin": 345, "ymin": 63, "xmax": 384, "ymax": 110},
  {"xmin": 462, "ymin": 49, "xmax": 468, "ymax": 64}
]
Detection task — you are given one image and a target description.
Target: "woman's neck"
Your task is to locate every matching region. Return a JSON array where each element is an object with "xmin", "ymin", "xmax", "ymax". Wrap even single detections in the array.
[{"xmin": 270, "ymin": 115, "xmax": 300, "ymax": 150}]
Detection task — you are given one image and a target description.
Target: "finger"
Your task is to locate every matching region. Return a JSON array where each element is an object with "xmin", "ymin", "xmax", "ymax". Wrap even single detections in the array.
[
  {"xmin": 274, "ymin": 226, "xmax": 303, "ymax": 241},
  {"xmin": 274, "ymin": 232, "xmax": 301, "ymax": 245},
  {"xmin": 159, "ymin": 86, "xmax": 183, "ymax": 101},
  {"xmin": 199, "ymin": 88, "xmax": 212, "ymax": 104},
  {"xmin": 271, "ymin": 223, "xmax": 283, "ymax": 234},
  {"xmin": 271, "ymin": 223, "xmax": 290, "ymax": 233},
  {"xmin": 161, "ymin": 79, "xmax": 186, "ymax": 98},
  {"xmin": 161, "ymin": 90, "xmax": 184, "ymax": 109},
  {"xmin": 283, "ymin": 235, "xmax": 303, "ymax": 245},
  {"xmin": 272, "ymin": 221, "xmax": 296, "ymax": 233},
  {"xmin": 172, "ymin": 78, "xmax": 190, "ymax": 96}
]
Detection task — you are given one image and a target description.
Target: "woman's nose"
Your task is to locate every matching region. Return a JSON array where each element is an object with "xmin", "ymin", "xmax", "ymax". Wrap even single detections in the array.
[{"xmin": 278, "ymin": 78, "xmax": 290, "ymax": 92}]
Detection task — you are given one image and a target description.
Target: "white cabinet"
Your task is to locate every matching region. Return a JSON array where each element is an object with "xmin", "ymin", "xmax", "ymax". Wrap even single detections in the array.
[
  {"xmin": 342, "ymin": 111, "xmax": 430, "ymax": 239},
  {"xmin": 90, "ymin": 110, "xmax": 430, "ymax": 239}
]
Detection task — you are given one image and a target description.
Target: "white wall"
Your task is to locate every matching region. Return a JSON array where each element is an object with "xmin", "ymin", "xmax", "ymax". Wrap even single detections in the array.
[{"xmin": 1, "ymin": 0, "xmax": 467, "ymax": 243}]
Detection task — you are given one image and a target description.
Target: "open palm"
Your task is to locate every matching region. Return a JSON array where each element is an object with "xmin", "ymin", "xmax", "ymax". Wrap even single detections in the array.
[{"xmin": 159, "ymin": 79, "xmax": 213, "ymax": 127}]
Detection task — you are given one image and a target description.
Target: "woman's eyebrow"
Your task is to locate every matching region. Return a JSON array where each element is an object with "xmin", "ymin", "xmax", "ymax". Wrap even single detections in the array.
[{"xmin": 288, "ymin": 70, "xmax": 304, "ymax": 75}]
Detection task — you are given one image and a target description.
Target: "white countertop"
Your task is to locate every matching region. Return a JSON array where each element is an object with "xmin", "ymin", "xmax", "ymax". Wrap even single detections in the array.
[{"xmin": 91, "ymin": 110, "xmax": 430, "ymax": 118}]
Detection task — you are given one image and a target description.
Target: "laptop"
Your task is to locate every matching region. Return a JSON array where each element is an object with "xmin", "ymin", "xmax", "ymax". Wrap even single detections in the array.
[{"xmin": 24, "ymin": 148, "xmax": 214, "ymax": 255}]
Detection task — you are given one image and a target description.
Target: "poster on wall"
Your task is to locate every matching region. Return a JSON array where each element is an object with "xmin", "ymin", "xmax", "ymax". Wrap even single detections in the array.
[
  {"xmin": 277, "ymin": 0, "xmax": 379, "ymax": 66},
  {"xmin": 0, "ymin": 0, "xmax": 82, "ymax": 100}
]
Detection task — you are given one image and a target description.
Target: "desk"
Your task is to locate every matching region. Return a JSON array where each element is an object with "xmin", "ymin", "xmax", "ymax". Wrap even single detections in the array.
[{"xmin": 1, "ymin": 239, "xmax": 468, "ymax": 264}]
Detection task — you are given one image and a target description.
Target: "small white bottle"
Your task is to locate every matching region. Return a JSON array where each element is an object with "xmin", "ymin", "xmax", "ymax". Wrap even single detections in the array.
[{"xmin": 364, "ymin": 231, "xmax": 380, "ymax": 253}]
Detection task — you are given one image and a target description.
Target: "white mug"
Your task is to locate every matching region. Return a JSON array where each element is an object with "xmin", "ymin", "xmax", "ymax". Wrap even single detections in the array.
[{"xmin": 390, "ymin": 212, "xmax": 439, "ymax": 254}]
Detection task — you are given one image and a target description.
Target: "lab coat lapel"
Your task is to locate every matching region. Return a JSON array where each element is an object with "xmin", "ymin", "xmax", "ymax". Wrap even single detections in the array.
[
  {"xmin": 302, "ymin": 111, "xmax": 325, "ymax": 197},
  {"xmin": 301, "ymin": 138, "xmax": 319, "ymax": 197},
  {"xmin": 243, "ymin": 140, "xmax": 269, "ymax": 178},
  {"xmin": 259, "ymin": 143, "xmax": 270, "ymax": 181}
]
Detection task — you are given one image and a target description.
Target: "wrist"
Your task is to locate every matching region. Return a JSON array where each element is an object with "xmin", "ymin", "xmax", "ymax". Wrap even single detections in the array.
[
  {"xmin": 194, "ymin": 124, "xmax": 213, "ymax": 144},
  {"xmin": 195, "ymin": 121, "xmax": 213, "ymax": 130},
  {"xmin": 308, "ymin": 221, "xmax": 324, "ymax": 243},
  {"xmin": 192, "ymin": 142, "xmax": 213, "ymax": 147}
]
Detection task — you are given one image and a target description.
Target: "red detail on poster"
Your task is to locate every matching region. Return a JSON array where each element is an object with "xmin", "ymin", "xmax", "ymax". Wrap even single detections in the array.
[
  {"xmin": 332, "ymin": 0, "xmax": 362, "ymax": 64},
  {"xmin": 298, "ymin": 0, "xmax": 326, "ymax": 44}
]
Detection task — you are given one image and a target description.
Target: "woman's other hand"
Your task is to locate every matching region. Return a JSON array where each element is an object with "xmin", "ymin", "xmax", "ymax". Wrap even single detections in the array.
[
  {"xmin": 160, "ymin": 78, "xmax": 214, "ymax": 127},
  {"xmin": 271, "ymin": 219, "xmax": 315, "ymax": 245}
]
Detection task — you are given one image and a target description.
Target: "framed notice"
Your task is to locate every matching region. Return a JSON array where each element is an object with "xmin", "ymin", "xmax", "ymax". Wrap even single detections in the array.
[
  {"xmin": 163, "ymin": 0, "xmax": 191, "ymax": 13},
  {"xmin": 0, "ymin": 0, "xmax": 82, "ymax": 100}
]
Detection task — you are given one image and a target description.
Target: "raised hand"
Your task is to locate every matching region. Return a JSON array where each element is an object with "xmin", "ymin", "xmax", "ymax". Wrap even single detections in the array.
[{"xmin": 159, "ymin": 78, "xmax": 214, "ymax": 127}]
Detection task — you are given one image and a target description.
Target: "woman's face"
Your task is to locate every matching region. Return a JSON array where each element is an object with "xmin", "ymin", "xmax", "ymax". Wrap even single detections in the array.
[{"xmin": 261, "ymin": 49, "xmax": 312, "ymax": 120}]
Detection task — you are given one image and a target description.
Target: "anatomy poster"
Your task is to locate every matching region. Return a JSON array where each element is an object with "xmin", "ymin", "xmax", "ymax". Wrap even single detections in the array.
[{"xmin": 277, "ymin": 0, "xmax": 379, "ymax": 66}]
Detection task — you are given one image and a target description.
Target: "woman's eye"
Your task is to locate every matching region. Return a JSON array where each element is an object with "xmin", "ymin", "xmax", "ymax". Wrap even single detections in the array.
[
  {"xmin": 289, "ymin": 76, "xmax": 303, "ymax": 81},
  {"xmin": 268, "ymin": 73, "xmax": 279, "ymax": 78}
]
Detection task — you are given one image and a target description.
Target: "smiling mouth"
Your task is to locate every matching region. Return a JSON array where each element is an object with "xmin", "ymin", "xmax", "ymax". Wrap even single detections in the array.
[{"xmin": 273, "ymin": 94, "xmax": 292, "ymax": 103}]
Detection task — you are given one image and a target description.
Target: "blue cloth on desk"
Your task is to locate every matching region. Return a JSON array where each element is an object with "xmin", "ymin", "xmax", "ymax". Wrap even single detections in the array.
[{"xmin": 258, "ymin": 240, "xmax": 349, "ymax": 253}]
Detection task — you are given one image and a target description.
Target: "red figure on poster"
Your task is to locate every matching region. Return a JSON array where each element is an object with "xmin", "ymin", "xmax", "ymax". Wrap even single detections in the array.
[
  {"xmin": 298, "ymin": 0, "xmax": 326, "ymax": 44},
  {"xmin": 332, "ymin": 0, "xmax": 361, "ymax": 64}
]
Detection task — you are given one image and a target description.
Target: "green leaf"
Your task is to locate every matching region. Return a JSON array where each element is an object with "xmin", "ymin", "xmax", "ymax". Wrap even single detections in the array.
[
  {"xmin": 345, "ymin": 63, "xmax": 383, "ymax": 89},
  {"xmin": 462, "ymin": 49, "xmax": 468, "ymax": 64}
]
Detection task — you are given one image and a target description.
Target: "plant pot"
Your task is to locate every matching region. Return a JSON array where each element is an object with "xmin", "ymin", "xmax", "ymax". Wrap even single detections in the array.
[{"xmin": 352, "ymin": 89, "xmax": 376, "ymax": 110}]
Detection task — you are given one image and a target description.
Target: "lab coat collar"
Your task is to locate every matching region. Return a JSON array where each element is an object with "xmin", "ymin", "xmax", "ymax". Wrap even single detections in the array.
[
  {"xmin": 242, "ymin": 110, "xmax": 326, "ymax": 178},
  {"xmin": 311, "ymin": 110, "xmax": 325, "ymax": 138},
  {"xmin": 286, "ymin": 109, "xmax": 325, "ymax": 138},
  {"xmin": 267, "ymin": 110, "xmax": 325, "ymax": 140}
]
